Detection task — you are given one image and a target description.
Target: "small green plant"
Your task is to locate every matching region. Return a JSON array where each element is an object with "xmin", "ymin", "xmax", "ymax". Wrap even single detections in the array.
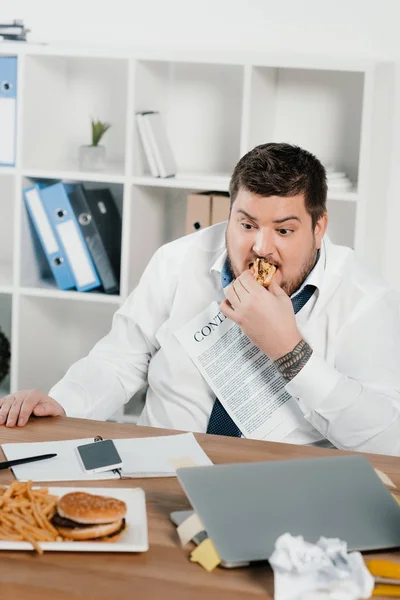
[{"xmin": 91, "ymin": 119, "xmax": 111, "ymax": 147}]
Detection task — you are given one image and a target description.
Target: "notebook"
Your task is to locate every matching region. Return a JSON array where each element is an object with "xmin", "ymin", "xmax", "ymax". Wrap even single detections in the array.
[
  {"xmin": 2, "ymin": 433, "xmax": 212, "ymax": 482},
  {"xmin": 176, "ymin": 455, "xmax": 400, "ymax": 566}
]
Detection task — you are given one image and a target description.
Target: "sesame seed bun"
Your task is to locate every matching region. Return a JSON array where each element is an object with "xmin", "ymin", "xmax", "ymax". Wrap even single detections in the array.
[{"xmin": 57, "ymin": 492, "xmax": 127, "ymax": 525}]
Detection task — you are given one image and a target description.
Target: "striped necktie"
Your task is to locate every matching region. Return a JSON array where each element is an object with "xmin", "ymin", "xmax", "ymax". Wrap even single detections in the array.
[{"xmin": 206, "ymin": 283, "xmax": 316, "ymax": 437}]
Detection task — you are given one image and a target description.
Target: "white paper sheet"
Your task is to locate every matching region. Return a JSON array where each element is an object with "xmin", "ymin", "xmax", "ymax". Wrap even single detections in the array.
[
  {"xmin": 175, "ymin": 301, "xmax": 299, "ymax": 441},
  {"xmin": 2, "ymin": 433, "xmax": 213, "ymax": 482}
]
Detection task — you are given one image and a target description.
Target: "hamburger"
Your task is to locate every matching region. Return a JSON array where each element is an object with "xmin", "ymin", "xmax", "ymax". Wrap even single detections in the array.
[
  {"xmin": 250, "ymin": 258, "xmax": 276, "ymax": 288},
  {"xmin": 51, "ymin": 491, "xmax": 127, "ymax": 542}
]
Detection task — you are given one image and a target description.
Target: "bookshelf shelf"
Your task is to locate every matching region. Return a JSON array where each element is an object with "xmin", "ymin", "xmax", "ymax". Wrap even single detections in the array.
[
  {"xmin": 0, "ymin": 265, "xmax": 14, "ymax": 290},
  {"xmin": 0, "ymin": 167, "xmax": 17, "ymax": 176},
  {"xmin": 0, "ymin": 285, "xmax": 14, "ymax": 295},
  {"xmin": 19, "ymin": 287, "xmax": 122, "ymax": 305},
  {"xmin": 132, "ymin": 174, "xmax": 230, "ymax": 192},
  {"xmin": 132, "ymin": 60, "xmax": 243, "ymax": 178},
  {"xmin": 0, "ymin": 43, "xmax": 395, "ymax": 424},
  {"xmin": 23, "ymin": 167, "xmax": 127, "ymax": 185}
]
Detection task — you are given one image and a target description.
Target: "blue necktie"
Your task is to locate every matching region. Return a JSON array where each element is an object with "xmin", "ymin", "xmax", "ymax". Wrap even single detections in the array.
[{"xmin": 206, "ymin": 284, "xmax": 316, "ymax": 437}]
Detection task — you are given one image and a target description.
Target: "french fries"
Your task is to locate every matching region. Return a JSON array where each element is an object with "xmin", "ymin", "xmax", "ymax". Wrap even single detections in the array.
[{"xmin": 0, "ymin": 481, "xmax": 60, "ymax": 554}]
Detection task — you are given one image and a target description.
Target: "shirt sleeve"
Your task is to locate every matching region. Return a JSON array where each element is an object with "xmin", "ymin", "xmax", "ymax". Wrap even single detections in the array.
[
  {"xmin": 49, "ymin": 247, "xmax": 171, "ymax": 420},
  {"xmin": 285, "ymin": 290, "xmax": 400, "ymax": 456}
]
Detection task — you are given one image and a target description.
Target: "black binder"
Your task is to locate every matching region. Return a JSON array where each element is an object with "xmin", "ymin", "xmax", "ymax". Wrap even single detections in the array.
[{"xmin": 68, "ymin": 185, "xmax": 122, "ymax": 294}]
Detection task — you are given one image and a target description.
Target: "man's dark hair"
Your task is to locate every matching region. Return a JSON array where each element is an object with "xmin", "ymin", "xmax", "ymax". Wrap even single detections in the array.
[{"xmin": 229, "ymin": 142, "xmax": 327, "ymax": 228}]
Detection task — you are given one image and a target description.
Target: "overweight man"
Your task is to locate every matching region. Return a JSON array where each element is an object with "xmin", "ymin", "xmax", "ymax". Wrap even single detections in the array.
[{"xmin": 1, "ymin": 143, "xmax": 400, "ymax": 456}]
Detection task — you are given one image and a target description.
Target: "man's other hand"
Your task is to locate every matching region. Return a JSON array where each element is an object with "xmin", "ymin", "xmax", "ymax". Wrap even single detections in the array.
[{"xmin": 0, "ymin": 390, "xmax": 66, "ymax": 427}]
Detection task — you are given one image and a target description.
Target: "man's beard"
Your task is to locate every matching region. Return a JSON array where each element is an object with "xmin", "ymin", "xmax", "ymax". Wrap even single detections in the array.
[
  {"xmin": 280, "ymin": 246, "xmax": 318, "ymax": 296},
  {"xmin": 226, "ymin": 239, "xmax": 318, "ymax": 297}
]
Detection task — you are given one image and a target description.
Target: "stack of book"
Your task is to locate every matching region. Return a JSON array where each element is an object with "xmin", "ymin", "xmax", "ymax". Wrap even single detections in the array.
[
  {"xmin": 136, "ymin": 111, "xmax": 177, "ymax": 178},
  {"xmin": 326, "ymin": 167, "xmax": 354, "ymax": 193},
  {"xmin": 0, "ymin": 20, "xmax": 30, "ymax": 42},
  {"xmin": 23, "ymin": 182, "xmax": 122, "ymax": 294}
]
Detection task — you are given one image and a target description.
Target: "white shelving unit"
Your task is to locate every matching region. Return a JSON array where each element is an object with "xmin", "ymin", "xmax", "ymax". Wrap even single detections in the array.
[{"xmin": 0, "ymin": 43, "xmax": 395, "ymax": 423}]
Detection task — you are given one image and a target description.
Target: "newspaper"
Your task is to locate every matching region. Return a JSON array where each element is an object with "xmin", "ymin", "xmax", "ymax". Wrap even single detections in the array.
[{"xmin": 175, "ymin": 301, "xmax": 299, "ymax": 441}]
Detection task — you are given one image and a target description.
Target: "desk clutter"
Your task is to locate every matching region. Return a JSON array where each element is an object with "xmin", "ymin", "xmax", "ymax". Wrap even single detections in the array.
[
  {"xmin": 23, "ymin": 181, "xmax": 122, "ymax": 294},
  {"xmin": 0, "ymin": 432, "xmax": 211, "ymax": 554},
  {"xmin": 170, "ymin": 455, "xmax": 400, "ymax": 599},
  {"xmin": 1, "ymin": 435, "xmax": 400, "ymax": 598},
  {"xmin": 2, "ymin": 433, "xmax": 212, "ymax": 481}
]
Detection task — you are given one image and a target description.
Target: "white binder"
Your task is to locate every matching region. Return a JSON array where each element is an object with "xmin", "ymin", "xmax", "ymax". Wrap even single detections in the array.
[
  {"xmin": 142, "ymin": 111, "xmax": 177, "ymax": 178},
  {"xmin": 0, "ymin": 56, "xmax": 17, "ymax": 167}
]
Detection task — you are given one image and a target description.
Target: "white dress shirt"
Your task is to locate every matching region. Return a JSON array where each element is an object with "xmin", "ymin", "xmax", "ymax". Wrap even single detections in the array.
[{"xmin": 49, "ymin": 223, "xmax": 400, "ymax": 456}]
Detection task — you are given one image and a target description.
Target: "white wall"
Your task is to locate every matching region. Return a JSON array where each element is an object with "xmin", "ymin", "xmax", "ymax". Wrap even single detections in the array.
[
  {"xmin": 3, "ymin": 0, "xmax": 400, "ymax": 287},
  {"xmin": 2, "ymin": 0, "xmax": 400, "ymax": 57}
]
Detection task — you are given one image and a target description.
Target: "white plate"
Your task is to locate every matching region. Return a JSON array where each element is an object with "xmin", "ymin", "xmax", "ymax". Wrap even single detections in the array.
[{"xmin": 0, "ymin": 487, "xmax": 148, "ymax": 553}]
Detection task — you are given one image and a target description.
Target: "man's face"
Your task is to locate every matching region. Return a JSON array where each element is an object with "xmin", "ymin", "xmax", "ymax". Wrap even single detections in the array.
[{"xmin": 226, "ymin": 189, "xmax": 328, "ymax": 296}]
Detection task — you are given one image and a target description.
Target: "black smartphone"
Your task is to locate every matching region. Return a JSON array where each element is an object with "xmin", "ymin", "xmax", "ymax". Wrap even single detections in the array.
[{"xmin": 76, "ymin": 439, "xmax": 123, "ymax": 474}]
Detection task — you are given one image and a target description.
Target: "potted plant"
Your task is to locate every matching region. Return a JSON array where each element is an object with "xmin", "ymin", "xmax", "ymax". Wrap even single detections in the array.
[{"xmin": 79, "ymin": 119, "xmax": 111, "ymax": 172}]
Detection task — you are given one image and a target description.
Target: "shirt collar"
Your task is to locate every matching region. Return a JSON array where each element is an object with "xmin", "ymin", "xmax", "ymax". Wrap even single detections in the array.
[{"xmin": 212, "ymin": 237, "xmax": 327, "ymax": 295}]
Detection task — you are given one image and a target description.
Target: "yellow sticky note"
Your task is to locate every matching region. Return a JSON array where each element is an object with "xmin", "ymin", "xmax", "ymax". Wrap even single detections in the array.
[
  {"xmin": 375, "ymin": 468, "xmax": 397, "ymax": 489},
  {"xmin": 169, "ymin": 456, "xmax": 197, "ymax": 470},
  {"xmin": 177, "ymin": 512, "xmax": 205, "ymax": 546},
  {"xmin": 373, "ymin": 584, "xmax": 400, "ymax": 597},
  {"xmin": 190, "ymin": 538, "xmax": 221, "ymax": 572}
]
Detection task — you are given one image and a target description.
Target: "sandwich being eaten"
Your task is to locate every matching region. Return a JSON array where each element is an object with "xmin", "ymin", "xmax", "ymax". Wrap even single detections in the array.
[
  {"xmin": 51, "ymin": 491, "xmax": 127, "ymax": 542},
  {"xmin": 250, "ymin": 258, "xmax": 276, "ymax": 288}
]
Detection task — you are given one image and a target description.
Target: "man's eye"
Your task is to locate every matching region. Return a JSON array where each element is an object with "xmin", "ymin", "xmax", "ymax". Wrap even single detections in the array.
[
  {"xmin": 278, "ymin": 228, "xmax": 292, "ymax": 235},
  {"xmin": 240, "ymin": 223, "xmax": 254, "ymax": 230}
]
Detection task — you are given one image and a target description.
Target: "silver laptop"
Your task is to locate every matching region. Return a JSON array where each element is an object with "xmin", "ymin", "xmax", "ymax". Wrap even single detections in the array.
[{"xmin": 175, "ymin": 455, "xmax": 400, "ymax": 567}]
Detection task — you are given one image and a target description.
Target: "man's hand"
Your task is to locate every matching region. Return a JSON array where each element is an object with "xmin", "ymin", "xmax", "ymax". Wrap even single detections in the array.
[
  {"xmin": 220, "ymin": 270, "xmax": 302, "ymax": 361},
  {"xmin": 0, "ymin": 390, "xmax": 66, "ymax": 427}
]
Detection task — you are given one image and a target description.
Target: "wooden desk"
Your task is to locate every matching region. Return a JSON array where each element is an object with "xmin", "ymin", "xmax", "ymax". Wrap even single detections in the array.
[{"xmin": 0, "ymin": 417, "xmax": 399, "ymax": 600}]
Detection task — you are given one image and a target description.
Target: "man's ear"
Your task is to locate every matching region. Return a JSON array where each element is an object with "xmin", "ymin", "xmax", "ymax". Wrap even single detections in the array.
[{"xmin": 314, "ymin": 213, "xmax": 328, "ymax": 248}]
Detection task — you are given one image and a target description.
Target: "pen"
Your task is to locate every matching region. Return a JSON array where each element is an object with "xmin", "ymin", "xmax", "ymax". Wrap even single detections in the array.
[{"xmin": 0, "ymin": 453, "xmax": 57, "ymax": 470}]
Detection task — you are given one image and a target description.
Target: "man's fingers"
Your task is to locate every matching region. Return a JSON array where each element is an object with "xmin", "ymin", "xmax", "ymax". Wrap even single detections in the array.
[
  {"xmin": 241, "ymin": 270, "xmax": 268, "ymax": 294},
  {"xmin": 0, "ymin": 395, "xmax": 16, "ymax": 425},
  {"xmin": 219, "ymin": 298, "xmax": 238, "ymax": 322},
  {"xmin": 18, "ymin": 394, "xmax": 42, "ymax": 426},
  {"xmin": 225, "ymin": 283, "xmax": 239, "ymax": 308},
  {"xmin": 232, "ymin": 282, "xmax": 241, "ymax": 302},
  {"xmin": 32, "ymin": 399, "xmax": 62, "ymax": 417},
  {"xmin": 268, "ymin": 277, "xmax": 287, "ymax": 297},
  {"xmin": 6, "ymin": 396, "xmax": 24, "ymax": 427},
  {"xmin": 0, "ymin": 394, "xmax": 9, "ymax": 408},
  {"xmin": 236, "ymin": 274, "xmax": 251, "ymax": 294}
]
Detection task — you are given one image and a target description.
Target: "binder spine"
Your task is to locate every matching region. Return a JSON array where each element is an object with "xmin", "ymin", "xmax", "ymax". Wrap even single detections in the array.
[
  {"xmin": 0, "ymin": 56, "xmax": 17, "ymax": 166},
  {"xmin": 40, "ymin": 182, "xmax": 101, "ymax": 293},
  {"xmin": 84, "ymin": 188, "xmax": 122, "ymax": 285},
  {"xmin": 23, "ymin": 185, "xmax": 75, "ymax": 290},
  {"xmin": 68, "ymin": 185, "xmax": 119, "ymax": 294}
]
